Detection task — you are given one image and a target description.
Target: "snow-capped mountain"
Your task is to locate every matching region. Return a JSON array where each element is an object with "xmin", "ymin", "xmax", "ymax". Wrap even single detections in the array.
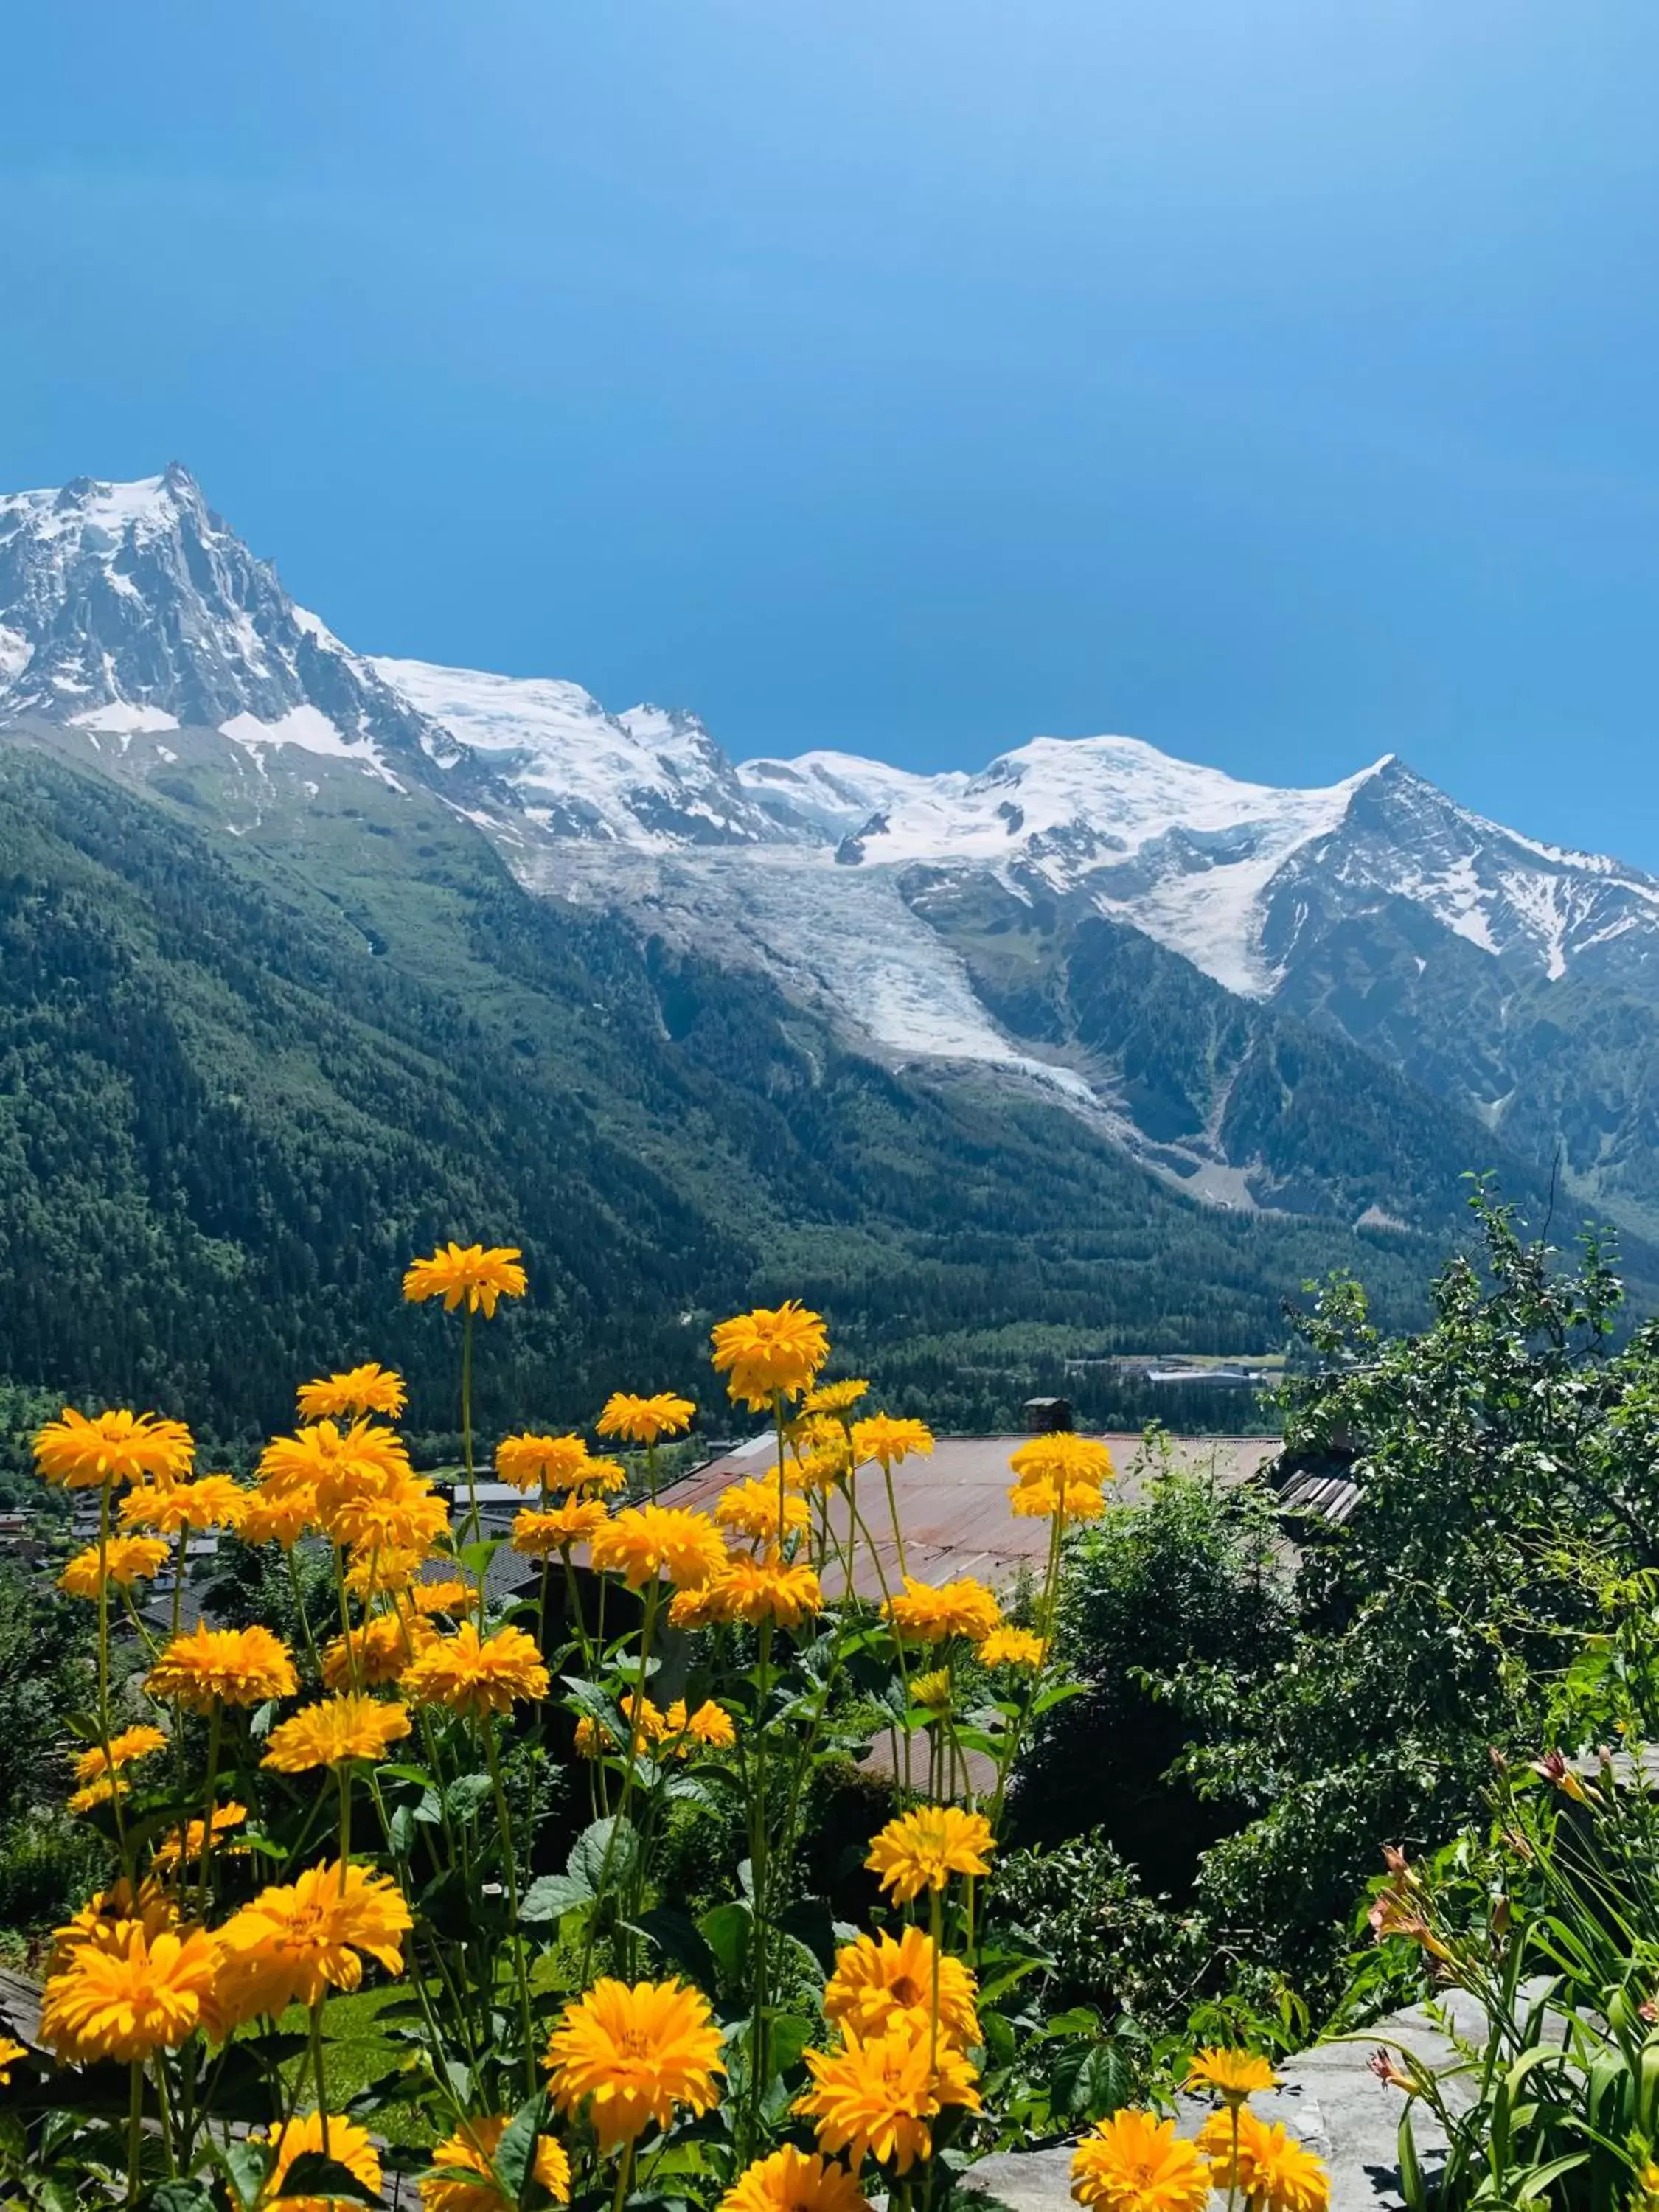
[{"xmin": 6, "ymin": 467, "xmax": 1659, "ymax": 1230}]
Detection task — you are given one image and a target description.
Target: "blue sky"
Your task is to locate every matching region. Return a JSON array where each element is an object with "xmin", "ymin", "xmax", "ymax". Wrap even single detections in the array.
[{"xmin": 6, "ymin": 2, "xmax": 1659, "ymax": 860}]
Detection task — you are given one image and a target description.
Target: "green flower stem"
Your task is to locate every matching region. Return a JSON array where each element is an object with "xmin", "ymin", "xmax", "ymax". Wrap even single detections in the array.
[
  {"xmin": 126, "ymin": 2058, "xmax": 143, "ymax": 2205},
  {"xmin": 196, "ymin": 1703, "xmax": 224, "ymax": 1919},
  {"xmin": 285, "ymin": 1546, "xmax": 325, "ymax": 1683},
  {"xmin": 460, "ymin": 1307, "xmax": 482, "ymax": 1573},
  {"xmin": 745, "ymin": 1614, "xmax": 776, "ymax": 2156},
  {"xmin": 336, "ymin": 1764, "xmax": 352, "ymax": 1887},
  {"xmin": 485, "ymin": 1717, "xmax": 538, "ymax": 2098},
  {"xmin": 928, "ymin": 1887, "xmax": 944, "ymax": 2074},
  {"xmin": 309, "ymin": 1998, "xmax": 330, "ymax": 2147},
  {"xmin": 881, "ymin": 1456, "xmax": 909, "ymax": 1579},
  {"xmin": 610, "ymin": 2138, "xmax": 636, "ymax": 2212},
  {"xmin": 94, "ymin": 1480, "xmax": 133, "ymax": 1879}
]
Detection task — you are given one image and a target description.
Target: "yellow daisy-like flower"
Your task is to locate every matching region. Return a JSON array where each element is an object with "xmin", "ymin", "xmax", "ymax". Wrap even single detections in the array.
[
  {"xmin": 49, "ymin": 1877, "xmax": 178, "ymax": 1969},
  {"xmin": 714, "ymin": 1477, "xmax": 810, "ymax": 1546},
  {"xmin": 68, "ymin": 1775, "xmax": 129, "ymax": 1816},
  {"xmin": 1187, "ymin": 2047, "xmax": 1279, "ymax": 2103},
  {"xmin": 796, "ymin": 2017, "xmax": 981, "ymax": 2175},
  {"xmin": 73, "ymin": 1724, "xmax": 169, "ymax": 1786},
  {"xmin": 146, "ymin": 1624, "xmax": 296, "ymax": 1711},
  {"xmin": 422, "ymin": 2114, "xmax": 571, "ymax": 2212},
  {"xmin": 1197, "ymin": 2108, "xmax": 1329, "ymax": 2212},
  {"xmin": 259, "ymin": 1417, "xmax": 411, "ymax": 1506},
  {"xmin": 39, "ymin": 1921, "xmax": 221, "ymax": 2062},
  {"xmin": 327, "ymin": 1472, "xmax": 451, "ymax": 1558},
  {"xmin": 400, "ymin": 1621, "xmax": 549, "ymax": 1718},
  {"xmin": 790, "ymin": 1444, "xmax": 852, "ymax": 1495},
  {"xmin": 976, "ymin": 1626, "xmax": 1048, "ymax": 1669},
  {"xmin": 412, "ymin": 1577, "xmax": 472, "ymax": 1617},
  {"xmin": 850, "ymin": 1415, "xmax": 934, "ymax": 1470},
  {"xmin": 1009, "ymin": 1433, "xmax": 1116, "ymax": 1489},
  {"xmin": 620, "ymin": 1691, "xmax": 669, "ymax": 1745},
  {"xmin": 667, "ymin": 1698, "xmax": 736, "ymax": 1751},
  {"xmin": 33, "ymin": 1407, "xmax": 195, "ymax": 1491},
  {"xmin": 0, "ymin": 2035, "xmax": 25, "ymax": 2084},
  {"xmin": 322, "ymin": 1612, "xmax": 436, "ymax": 1690},
  {"xmin": 801, "ymin": 1380, "xmax": 870, "ymax": 1417},
  {"xmin": 216, "ymin": 1860, "xmax": 411, "ymax": 2023},
  {"xmin": 883, "ymin": 1576, "xmax": 1001, "ymax": 1646},
  {"xmin": 403, "ymin": 1242, "xmax": 528, "ymax": 1318},
  {"xmin": 709, "ymin": 1301, "xmax": 830, "ymax": 1411},
  {"xmin": 495, "ymin": 1432, "xmax": 595, "ymax": 1493},
  {"xmin": 597, "ymin": 1392, "xmax": 696, "ymax": 1446},
  {"xmin": 667, "ymin": 1583, "xmax": 720, "ymax": 1630},
  {"xmin": 824, "ymin": 1926, "xmax": 981, "ymax": 2048},
  {"xmin": 911, "ymin": 1669, "xmax": 952, "ymax": 1711},
  {"xmin": 589, "ymin": 1503, "xmax": 727, "ymax": 1590},
  {"xmin": 543, "ymin": 1976, "xmax": 725, "ymax": 2152},
  {"xmin": 120, "ymin": 1472, "xmax": 249, "ymax": 1536},
  {"xmin": 1071, "ymin": 2110, "xmax": 1214, "ymax": 2212},
  {"xmin": 296, "ymin": 1363, "xmax": 408, "ymax": 1422},
  {"xmin": 342, "ymin": 1545, "xmax": 426, "ymax": 1601},
  {"xmin": 152, "ymin": 1802, "xmax": 249, "ymax": 1869},
  {"xmin": 256, "ymin": 2110, "xmax": 384, "ymax": 2212},
  {"xmin": 722, "ymin": 2146, "xmax": 871, "ymax": 2212},
  {"xmin": 58, "ymin": 1534, "xmax": 171, "ymax": 1596},
  {"xmin": 262, "ymin": 1694, "xmax": 411, "ymax": 1773},
  {"xmin": 573, "ymin": 1714, "xmax": 616, "ymax": 1759},
  {"xmin": 1007, "ymin": 1475, "xmax": 1107, "ymax": 1523},
  {"xmin": 866, "ymin": 1805, "xmax": 995, "ymax": 1904},
  {"xmin": 702, "ymin": 1555, "xmax": 824, "ymax": 1629},
  {"xmin": 511, "ymin": 1498, "xmax": 609, "ymax": 1556},
  {"xmin": 240, "ymin": 1486, "xmax": 319, "ymax": 1549}
]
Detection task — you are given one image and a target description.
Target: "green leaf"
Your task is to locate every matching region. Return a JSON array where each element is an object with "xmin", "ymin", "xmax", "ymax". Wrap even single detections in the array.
[
  {"xmin": 778, "ymin": 1897, "xmax": 839, "ymax": 1976},
  {"xmin": 568, "ymin": 1813, "xmax": 637, "ymax": 1896},
  {"xmin": 521, "ymin": 1872, "xmax": 594, "ymax": 1923},
  {"xmin": 276, "ymin": 2154, "xmax": 384, "ymax": 2208},
  {"xmin": 699, "ymin": 1899, "xmax": 752, "ymax": 1985},
  {"xmin": 460, "ymin": 1537, "xmax": 507, "ymax": 1578},
  {"xmin": 445, "ymin": 1773, "xmax": 495, "ymax": 1820},
  {"xmin": 768, "ymin": 2013, "xmax": 815, "ymax": 2079},
  {"xmin": 627, "ymin": 1906, "xmax": 719, "ymax": 1989},
  {"xmin": 493, "ymin": 2089, "xmax": 549, "ymax": 2205},
  {"xmin": 139, "ymin": 2185, "xmax": 217, "ymax": 2212}
]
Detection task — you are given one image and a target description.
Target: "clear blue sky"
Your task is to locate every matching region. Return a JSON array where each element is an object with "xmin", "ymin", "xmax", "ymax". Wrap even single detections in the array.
[{"xmin": 6, "ymin": 2, "xmax": 1659, "ymax": 860}]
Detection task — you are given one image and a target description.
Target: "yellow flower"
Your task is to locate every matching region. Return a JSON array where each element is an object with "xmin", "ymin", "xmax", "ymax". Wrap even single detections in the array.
[
  {"xmin": 512, "ymin": 1499, "xmax": 609, "ymax": 1556},
  {"xmin": 675, "ymin": 1698, "xmax": 736, "ymax": 1751},
  {"xmin": 262, "ymin": 1694, "xmax": 411, "ymax": 1773},
  {"xmin": 790, "ymin": 1445, "xmax": 852, "ymax": 1495},
  {"xmin": 58, "ymin": 1534, "xmax": 171, "ymax": 1596},
  {"xmin": 403, "ymin": 1242, "xmax": 528, "ymax": 1317},
  {"xmin": 883, "ymin": 1576, "xmax": 1001, "ymax": 1646},
  {"xmin": 412, "ymin": 1577, "xmax": 473, "ymax": 1616},
  {"xmin": 146, "ymin": 1624, "xmax": 296, "ymax": 1711},
  {"xmin": 152, "ymin": 1802, "xmax": 249, "ymax": 1869},
  {"xmin": 796, "ymin": 2017, "xmax": 981, "ymax": 2174},
  {"xmin": 911, "ymin": 1669, "xmax": 952, "ymax": 1711},
  {"xmin": 543, "ymin": 1977, "xmax": 725, "ymax": 2151},
  {"xmin": 700, "ymin": 1555, "xmax": 824, "ymax": 1628},
  {"xmin": 1008, "ymin": 1475, "xmax": 1107, "ymax": 1523},
  {"xmin": 715, "ymin": 1477, "xmax": 810, "ymax": 1546},
  {"xmin": 422, "ymin": 2115, "xmax": 571, "ymax": 2212},
  {"xmin": 722, "ymin": 2146, "xmax": 871, "ymax": 2212},
  {"xmin": 824, "ymin": 1926, "xmax": 981, "ymax": 2047},
  {"xmin": 1009, "ymin": 1433, "xmax": 1115, "ymax": 1489},
  {"xmin": 256, "ymin": 2110, "xmax": 383, "ymax": 2212},
  {"xmin": 620, "ymin": 1691, "xmax": 669, "ymax": 1745},
  {"xmin": 496, "ymin": 1432, "xmax": 596, "ymax": 1492},
  {"xmin": 597, "ymin": 1392, "xmax": 696, "ymax": 1446},
  {"xmin": 50, "ymin": 1877, "xmax": 178, "ymax": 1969},
  {"xmin": 322, "ymin": 1613, "xmax": 436, "ymax": 1690},
  {"xmin": 710, "ymin": 1301, "xmax": 829, "ymax": 1410},
  {"xmin": 241, "ymin": 1486, "xmax": 319, "ymax": 1549},
  {"xmin": 39, "ymin": 1921, "xmax": 221, "ymax": 2062},
  {"xmin": 1186, "ymin": 2047, "xmax": 1279, "ymax": 2103},
  {"xmin": 667, "ymin": 1583, "xmax": 720, "ymax": 1630},
  {"xmin": 590, "ymin": 1503, "xmax": 727, "ymax": 1590},
  {"xmin": 326, "ymin": 1472, "xmax": 450, "ymax": 1557},
  {"xmin": 68, "ymin": 1775, "xmax": 130, "ymax": 1815},
  {"xmin": 1071, "ymin": 2110, "xmax": 1214, "ymax": 2212},
  {"xmin": 296, "ymin": 1363, "xmax": 408, "ymax": 1421},
  {"xmin": 850, "ymin": 1416, "xmax": 934, "ymax": 1470},
  {"xmin": 802, "ymin": 1380, "xmax": 870, "ymax": 1417},
  {"xmin": 573, "ymin": 1715, "xmax": 616, "ymax": 1759},
  {"xmin": 401, "ymin": 1621, "xmax": 549, "ymax": 1717},
  {"xmin": 343, "ymin": 1544, "xmax": 428, "ymax": 1600},
  {"xmin": 977, "ymin": 1626, "xmax": 1047, "ymax": 1669},
  {"xmin": 73, "ymin": 1725, "xmax": 169, "ymax": 1785},
  {"xmin": 33, "ymin": 1407, "xmax": 195, "ymax": 1490},
  {"xmin": 120, "ymin": 1472, "xmax": 250, "ymax": 1536},
  {"xmin": 866, "ymin": 1806, "xmax": 995, "ymax": 1904},
  {"xmin": 0, "ymin": 2035, "xmax": 25, "ymax": 2084},
  {"xmin": 259, "ymin": 1417, "xmax": 411, "ymax": 1506},
  {"xmin": 216, "ymin": 1860, "xmax": 411, "ymax": 2023},
  {"xmin": 1198, "ymin": 2109, "xmax": 1329, "ymax": 2212}
]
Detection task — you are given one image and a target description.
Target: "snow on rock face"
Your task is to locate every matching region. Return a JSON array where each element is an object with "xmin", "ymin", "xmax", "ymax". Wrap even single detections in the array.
[
  {"xmin": 370, "ymin": 658, "xmax": 789, "ymax": 847},
  {"xmin": 0, "ymin": 467, "xmax": 465, "ymax": 792}
]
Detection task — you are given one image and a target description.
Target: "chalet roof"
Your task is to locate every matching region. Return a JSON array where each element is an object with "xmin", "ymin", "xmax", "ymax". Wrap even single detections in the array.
[{"xmin": 658, "ymin": 1430, "xmax": 1279, "ymax": 1601}]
